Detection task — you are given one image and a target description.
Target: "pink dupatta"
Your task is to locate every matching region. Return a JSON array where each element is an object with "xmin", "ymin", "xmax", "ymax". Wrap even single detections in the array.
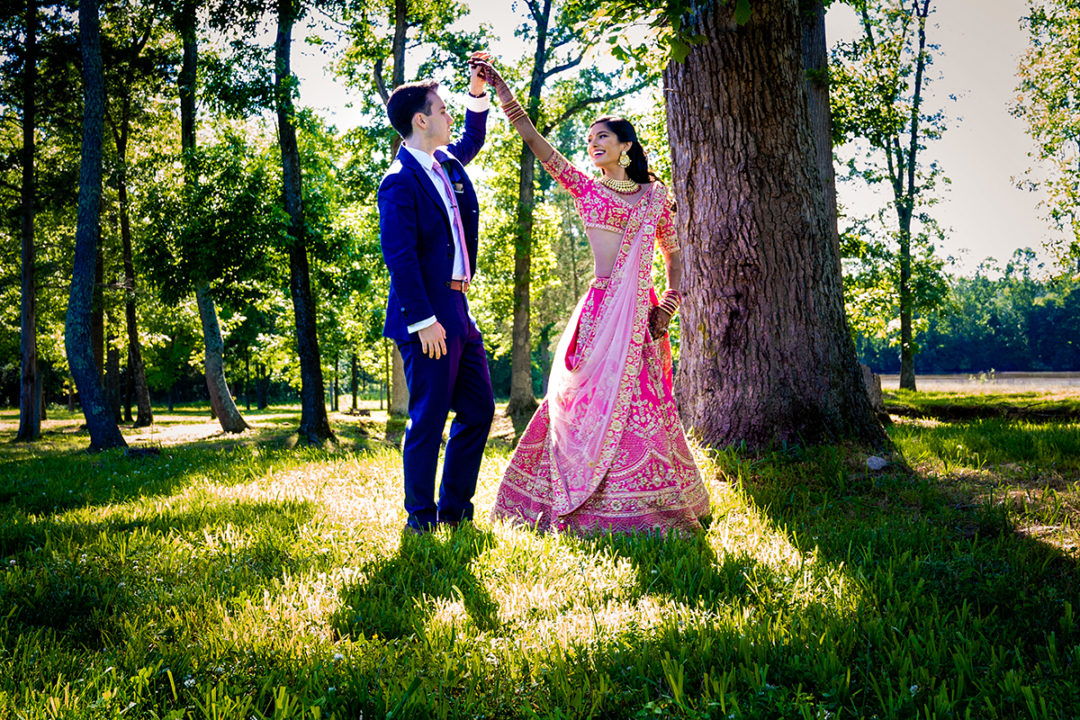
[{"xmin": 546, "ymin": 184, "xmax": 668, "ymax": 516}]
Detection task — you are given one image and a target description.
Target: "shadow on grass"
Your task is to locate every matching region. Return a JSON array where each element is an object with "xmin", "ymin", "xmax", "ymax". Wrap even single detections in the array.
[
  {"xmin": 332, "ymin": 523, "xmax": 500, "ymax": 640},
  {"xmin": 735, "ymin": 440, "xmax": 1080, "ymax": 664},
  {"xmin": 0, "ymin": 497, "xmax": 317, "ymax": 648}
]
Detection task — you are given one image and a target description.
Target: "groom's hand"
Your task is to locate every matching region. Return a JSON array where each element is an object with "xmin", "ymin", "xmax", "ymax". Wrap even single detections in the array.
[
  {"xmin": 418, "ymin": 322, "xmax": 447, "ymax": 360},
  {"xmin": 468, "ymin": 51, "xmax": 490, "ymax": 96}
]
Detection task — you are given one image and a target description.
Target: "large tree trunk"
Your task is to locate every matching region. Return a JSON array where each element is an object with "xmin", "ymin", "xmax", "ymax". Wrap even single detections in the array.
[
  {"xmin": 66, "ymin": 0, "xmax": 126, "ymax": 451},
  {"xmin": 665, "ymin": 0, "xmax": 886, "ymax": 450},
  {"xmin": 17, "ymin": 0, "xmax": 40, "ymax": 441},
  {"xmin": 275, "ymin": 0, "xmax": 332, "ymax": 444},
  {"xmin": 195, "ymin": 282, "xmax": 248, "ymax": 431}
]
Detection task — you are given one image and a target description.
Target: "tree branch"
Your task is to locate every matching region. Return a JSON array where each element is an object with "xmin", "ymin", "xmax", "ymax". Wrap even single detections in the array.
[
  {"xmin": 542, "ymin": 53, "xmax": 583, "ymax": 81},
  {"xmin": 524, "ymin": 0, "xmax": 542, "ymax": 24},
  {"xmin": 374, "ymin": 56, "xmax": 389, "ymax": 104},
  {"xmin": 540, "ymin": 77, "xmax": 654, "ymax": 134}
]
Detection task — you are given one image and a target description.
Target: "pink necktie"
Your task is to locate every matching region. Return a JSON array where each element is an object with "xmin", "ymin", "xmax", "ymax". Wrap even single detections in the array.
[{"xmin": 432, "ymin": 162, "xmax": 471, "ymax": 284}]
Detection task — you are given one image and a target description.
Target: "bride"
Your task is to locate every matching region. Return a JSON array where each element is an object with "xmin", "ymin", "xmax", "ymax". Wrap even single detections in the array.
[{"xmin": 475, "ymin": 60, "xmax": 710, "ymax": 535}]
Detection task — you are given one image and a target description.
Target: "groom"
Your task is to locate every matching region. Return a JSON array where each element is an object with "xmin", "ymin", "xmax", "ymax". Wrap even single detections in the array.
[{"xmin": 378, "ymin": 60, "xmax": 495, "ymax": 533}]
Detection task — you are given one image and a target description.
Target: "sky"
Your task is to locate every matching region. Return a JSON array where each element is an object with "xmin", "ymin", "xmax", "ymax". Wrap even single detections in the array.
[{"xmin": 290, "ymin": 0, "xmax": 1057, "ymax": 276}]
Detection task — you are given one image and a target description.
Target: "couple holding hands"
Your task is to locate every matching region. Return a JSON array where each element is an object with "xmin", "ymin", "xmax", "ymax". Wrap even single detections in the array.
[{"xmin": 378, "ymin": 52, "xmax": 710, "ymax": 536}]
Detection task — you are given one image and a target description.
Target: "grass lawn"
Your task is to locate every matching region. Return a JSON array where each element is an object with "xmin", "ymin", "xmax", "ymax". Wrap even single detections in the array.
[{"xmin": 0, "ymin": 395, "xmax": 1078, "ymax": 719}]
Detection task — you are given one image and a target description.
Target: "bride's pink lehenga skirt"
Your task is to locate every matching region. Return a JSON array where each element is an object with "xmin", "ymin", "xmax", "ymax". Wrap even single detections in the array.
[{"xmin": 490, "ymin": 283, "xmax": 711, "ymax": 535}]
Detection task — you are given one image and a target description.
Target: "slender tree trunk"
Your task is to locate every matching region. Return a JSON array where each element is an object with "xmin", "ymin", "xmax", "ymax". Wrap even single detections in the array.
[
  {"xmin": 66, "ymin": 0, "xmax": 126, "ymax": 450},
  {"xmin": 276, "ymin": 0, "xmax": 332, "ymax": 444},
  {"xmin": 116, "ymin": 127, "xmax": 153, "ymax": 426},
  {"xmin": 332, "ymin": 351, "xmax": 339, "ymax": 412},
  {"xmin": 174, "ymin": 2, "xmax": 247, "ymax": 431},
  {"xmin": 245, "ymin": 348, "xmax": 252, "ymax": 411},
  {"xmin": 507, "ymin": 142, "xmax": 540, "ymax": 420},
  {"xmin": 665, "ymin": 0, "xmax": 886, "ymax": 450},
  {"xmin": 506, "ymin": 0, "xmax": 552, "ymax": 421},
  {"xmin": 350, "ymin": 351, "xmax": 358, "ymax": 412},
  {"xmin": 17, "ymin": 0, "xmax": 40, "ymax": 441},
  {"xmin": 106, "ymin": 333, "xmax": 121, "ymax": 421},
  {"xmin": 195, "ymin": 283, "xmax": 248, "ymax": 431},
  {"xmin": 896, "ymin": 0, "xmax": 932, "ymax": 392},
  {"xmin": 92, "ymin": 244, "xmax": 104, "ymax": 378}
]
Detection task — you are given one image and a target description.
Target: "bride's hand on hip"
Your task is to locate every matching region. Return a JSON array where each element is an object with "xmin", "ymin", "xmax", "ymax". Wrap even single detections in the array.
[{"xmin": 648, "ymin": 306, "xmax": 672, "ymax": 340}]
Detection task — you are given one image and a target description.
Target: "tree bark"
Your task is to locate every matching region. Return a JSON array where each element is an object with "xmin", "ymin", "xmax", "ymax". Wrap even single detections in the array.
[
  {"xmin": 17, "ymin": 0, "xmax": 40, "ymax": 441},
  {"xmin": 276, "ymin": 0, "xmax": 333, "ymax": 444},
  {"xmin": 194, "ymin": 282, "xmax": 248, "ymax": 431},
  {"xmin": 66, "ymin": 0, "xmax": 126, "ymax": 451},
  {"xmin": 665, "ymin": 0, "xmax": 886, "ymax": 450},
  {"xmin": 799, "ymin": 0, "xmax": 839, "ymax": 256}
]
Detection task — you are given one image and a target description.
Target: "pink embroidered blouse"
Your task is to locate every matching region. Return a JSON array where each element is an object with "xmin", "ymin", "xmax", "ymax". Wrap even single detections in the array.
[{"xmin": 541, "ymin": 149, "xmax": 679, "ymax": 253}]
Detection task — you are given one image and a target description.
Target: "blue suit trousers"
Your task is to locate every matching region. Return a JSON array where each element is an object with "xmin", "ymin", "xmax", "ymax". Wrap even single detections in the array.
[{"xmin": 398, "ymin": 293, "xmax": 495, "ymax": 531}]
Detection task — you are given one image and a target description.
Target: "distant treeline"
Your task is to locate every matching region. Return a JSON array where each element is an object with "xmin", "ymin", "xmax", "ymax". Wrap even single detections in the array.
[{"xmin": 857, "ymin": 260, "xmax": 1080, "ymax": 374}]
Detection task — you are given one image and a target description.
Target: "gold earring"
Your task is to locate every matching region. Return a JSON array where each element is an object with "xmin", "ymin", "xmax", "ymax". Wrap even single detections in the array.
[{"xmin": 618, "ymin": 150, "xmax": 631, "ymax": 168}]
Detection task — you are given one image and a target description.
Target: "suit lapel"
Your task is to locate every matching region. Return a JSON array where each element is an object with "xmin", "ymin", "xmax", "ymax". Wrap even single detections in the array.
[{"xmin": 397, "ymin": 147, "xmax": 450, "ymax": 232}]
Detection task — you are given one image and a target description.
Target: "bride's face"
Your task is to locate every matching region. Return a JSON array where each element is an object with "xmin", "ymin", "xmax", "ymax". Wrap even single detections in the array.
[{"xmin": 586, "ymin": 123, "xmax": 631, "ymax": 173}]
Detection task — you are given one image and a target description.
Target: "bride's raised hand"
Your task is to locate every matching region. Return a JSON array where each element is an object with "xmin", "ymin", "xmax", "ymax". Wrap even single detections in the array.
[
  {"xmin": 470, "ymin": 58, "xmax": 554, "ymax": 161},
  {"xmin": 470, "ymin": 60, "xmax": 512, "ymax": 103}
]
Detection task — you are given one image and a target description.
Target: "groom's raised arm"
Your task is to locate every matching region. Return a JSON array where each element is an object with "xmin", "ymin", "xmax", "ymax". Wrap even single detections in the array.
[{"xmin": 446, "ymin": 94, "xmax": 489, "ymax": 166}]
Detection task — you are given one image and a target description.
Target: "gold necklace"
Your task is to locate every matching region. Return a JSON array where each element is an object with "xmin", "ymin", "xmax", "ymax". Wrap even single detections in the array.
[{"xmin": 600, "ymin": 175, "xmax": 639, "ymax": 194}]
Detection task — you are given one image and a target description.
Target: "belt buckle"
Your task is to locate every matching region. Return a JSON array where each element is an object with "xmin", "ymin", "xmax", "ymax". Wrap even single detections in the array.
[{"xmin": 461, "ymin": 279, "xmax": 469, "ymax": 294}]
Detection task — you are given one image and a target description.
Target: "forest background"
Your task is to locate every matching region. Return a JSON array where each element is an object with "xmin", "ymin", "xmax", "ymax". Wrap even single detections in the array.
[{"xmin": 1, "ymin": 0, "xmax": 1078, "ymax": 426}]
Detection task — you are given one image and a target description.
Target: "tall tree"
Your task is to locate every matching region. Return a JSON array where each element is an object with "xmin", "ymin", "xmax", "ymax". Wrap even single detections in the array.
[
  {"xmin": 172, "ymin": 0, "xmax": 249, "ymax": 432},
  {"xmin": 830, "ymin": 0, "xmax": 945, "ymax": 390},
  {"xmin": 103, "ymin": 1, "xmax": 164, "ymax": 427},
  {"xmin": 1014, "ymin": 0, "xmax": 1080, "ymax": 272},
  {"xmin": 275, "ymin": 0, "xmax": 331, "ymax": 443},
  {"xmin": 502, "ymin": 0, "xmax": 650, "ymax": 422},
  {"xmin": 66, "ymin": 0, "xmax": 126, "ymax": 450},
  {"xmin": 659, "ymin": 0, "xmax": 885, "ymax": 448},
  {"xmin": 16, "ymin": 0, "xmax": 40, "ymax": 441}
]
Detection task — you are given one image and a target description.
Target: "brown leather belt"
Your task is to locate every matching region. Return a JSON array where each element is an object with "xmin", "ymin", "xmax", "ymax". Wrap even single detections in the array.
[{"xmin": 446, "ymin": 279, "xmax": 469, "ymax": 293}]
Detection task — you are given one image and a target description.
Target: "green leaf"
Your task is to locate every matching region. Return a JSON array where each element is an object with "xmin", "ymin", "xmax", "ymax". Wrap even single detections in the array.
[
  {"xmin": 735, "ymin": 0, "xmax": 752, "ymax": 25},
  {"xmin": 670, "ymin": 37, "xmax": 691, "ymax": 64}
]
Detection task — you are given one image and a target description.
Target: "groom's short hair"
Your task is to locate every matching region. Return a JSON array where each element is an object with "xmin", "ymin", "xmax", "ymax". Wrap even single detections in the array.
[{"xmin": 387, "ymin": 80, "xmax": 440, "ymax": 139}]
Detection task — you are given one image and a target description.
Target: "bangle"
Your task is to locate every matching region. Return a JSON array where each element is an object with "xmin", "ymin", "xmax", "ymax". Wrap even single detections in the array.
[
  {"xmin": 468, "ymin": 90, "xmax": 485, "ymax": 98},
  {"xmin": 501, "ymin": 97, "xmax": 527, "ymax": 123}
]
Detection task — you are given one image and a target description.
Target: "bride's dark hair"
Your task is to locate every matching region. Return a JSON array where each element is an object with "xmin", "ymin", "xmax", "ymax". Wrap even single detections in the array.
[{"xmin": 590, "ymin": 115, "xmax": 657, "ymax": 186}]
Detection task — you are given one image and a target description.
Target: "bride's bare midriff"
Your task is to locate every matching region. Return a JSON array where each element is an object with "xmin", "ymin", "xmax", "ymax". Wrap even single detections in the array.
[{"xmin": 587, "ymin": 228, "xmax": 624, "ymax": 278}]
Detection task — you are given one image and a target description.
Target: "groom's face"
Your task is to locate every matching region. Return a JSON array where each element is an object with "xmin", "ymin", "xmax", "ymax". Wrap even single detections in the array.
[{"xmin": 419, "ymin": 91, "xmax": 454, "ymax": 146}]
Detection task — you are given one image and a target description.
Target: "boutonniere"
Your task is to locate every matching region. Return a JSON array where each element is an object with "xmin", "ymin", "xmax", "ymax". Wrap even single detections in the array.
[{"xmin": 453, "ymin": 182, "xmax": 464, "ymax": 194}]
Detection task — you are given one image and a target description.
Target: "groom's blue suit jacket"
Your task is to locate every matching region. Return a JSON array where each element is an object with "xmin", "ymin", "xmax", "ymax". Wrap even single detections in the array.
[{"xmin": 379, "ymin": 109, "xmax": 487, "ymax": 344}]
